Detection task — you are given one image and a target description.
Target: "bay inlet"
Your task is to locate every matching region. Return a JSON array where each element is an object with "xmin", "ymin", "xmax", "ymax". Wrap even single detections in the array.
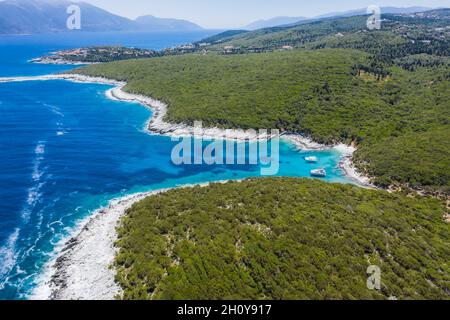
[{"xmin": 0, "ymin": 32, "xmax": 354, "ymax": 299}]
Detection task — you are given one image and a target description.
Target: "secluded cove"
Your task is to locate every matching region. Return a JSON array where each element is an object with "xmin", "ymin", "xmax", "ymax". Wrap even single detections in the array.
[
  {"xmin": 0, "ymin": 76, "xmax": 354, "ymax": 299},
  {"xmin": 1, "ymin": 7, "xmax": 449, "ymax": 301},
  {"xmin": 3, "ymin": 72, "xmax": 365, "ymax": 299},
  {"xmin": 73, "ymin": 49, "xmax": 450, "ymax": 195},
  {"xmin": 1, "ymin": 72, "xmax": 370, "ymax": 184},
  {"xmin": 0, "ymin": 18, "xmax": 448, "ymax": 300}
]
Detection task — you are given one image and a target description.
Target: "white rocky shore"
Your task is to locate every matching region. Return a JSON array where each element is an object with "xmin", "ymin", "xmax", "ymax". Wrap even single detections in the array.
[
  {"xmin": 29, "ymin": 57, "xmax": 96, "ymax": 65},
  {"xmin": 106, "ymin": 83, "xmax": 282, "ymax": 142},
  {"xmin": 0, "ymin": 74, "xmax": 367, "ymax": 156},
  {"xmin": 1, "ymin": 73, "xmax": 372, "ymax": 300},
  {"xmin": 334, "ymin": 144, "xmax": 373, "ymax": 187},
  {"xmin": 30, "ymin": 182, "xmax": 224, "ymax": 301},
  {"xmin": 31, "ymin": 192, "xmax": 156, "ymax": 300},
  {"xmin": 101, "ymin": 74, "xmax": 372, "ymax": 187}
]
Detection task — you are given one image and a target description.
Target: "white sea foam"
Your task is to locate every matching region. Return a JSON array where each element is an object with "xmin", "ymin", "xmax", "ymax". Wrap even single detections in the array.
[
  {"xmin": 44, "ymin": 103, "xmax": 65, "ymax": 118},
  {"xmin": 22, "ymin": 142, "xmax": 47, "ymax": 222},
  {"xmin": 32, "ymin": 142, "xmax": 45, "ymax": 181},
  {"xmin": 21, "ymin": 187, "xmax": 42, "ymax": 222},
  {"xmin": 34, "ymin": 143, "xmax": 45, "ymax": 155},
  {"xmin": 32, "ymin": 164, "xmax": 43, "ymax": 181},
  {"xmin": 0, "ymin": 228, "xmax": 20, "ymax": 287}
]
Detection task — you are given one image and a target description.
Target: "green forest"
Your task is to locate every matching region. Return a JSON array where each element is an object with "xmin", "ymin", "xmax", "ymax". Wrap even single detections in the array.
[
  {"xmin": 115, "ymin": 178, "xmax": 449, "ymax": 300},
  {"xmin": 75, "ymin": 48, "xmax": 449, "ymax": 194},
  {"xmin": 71, "ymin": 9, "xmax": 450, "ymax": 301}
]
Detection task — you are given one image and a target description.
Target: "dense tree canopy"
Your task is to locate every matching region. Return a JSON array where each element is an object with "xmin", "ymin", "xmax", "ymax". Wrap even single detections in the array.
[
  {"xmin": 115, "ymin": 178, "xmax": 449, "ymax": 300},
  {"xmin": 75, "ymin": 48, "xmax": 449, "ymax": 193}
]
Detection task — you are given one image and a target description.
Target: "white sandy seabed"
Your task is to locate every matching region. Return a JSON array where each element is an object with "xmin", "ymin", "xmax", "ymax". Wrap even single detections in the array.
[{"xmin": 0, "ymin": 73, "xmax": 372, "ymax": 300}]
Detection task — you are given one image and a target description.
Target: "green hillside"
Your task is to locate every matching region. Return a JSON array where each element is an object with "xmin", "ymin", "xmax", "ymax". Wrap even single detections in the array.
[
  {"xmin": 74, "ymin": 48, "xmax": 450, "ymax": 194},
  {"xmin": 204, "ymin": 15, "xmax": 373, "ymax": 51},
  {"xmin": 200, "ymin": 10, "xmax": 450, "ymax": 61},
  {"xmin": 115, "ymin": 178, "xmax": 449, "ymax": 300}
]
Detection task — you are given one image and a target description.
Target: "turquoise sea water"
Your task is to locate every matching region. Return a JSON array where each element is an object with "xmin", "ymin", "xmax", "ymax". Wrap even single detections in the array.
[{"xmin": 0, "ymin": 32, "xmax": 351, "ymax": 299}]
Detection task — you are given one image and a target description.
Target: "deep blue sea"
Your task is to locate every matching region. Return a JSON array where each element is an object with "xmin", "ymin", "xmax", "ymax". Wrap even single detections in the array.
[{"xmin": 0, "ymin": 31, "xmax": 351, "ymax": 299}]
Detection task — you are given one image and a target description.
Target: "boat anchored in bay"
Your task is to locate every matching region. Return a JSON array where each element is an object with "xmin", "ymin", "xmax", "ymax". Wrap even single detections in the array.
[
  {"xmin": 311, "ymin": 168, "xmax": 327, "ymax": 178},
  {"xmin": 305, "ymin": 156, "xmax": 318, "ymax": 163}
]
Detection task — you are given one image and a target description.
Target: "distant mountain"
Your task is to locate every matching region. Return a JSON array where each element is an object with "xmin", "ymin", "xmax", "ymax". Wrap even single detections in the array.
[
  {"xmin": 243, "ymin": 7, "xmax": 432, "ymax": 30},
  {"xmin": 245, "ymin": 16, "xmax": 306, "ymax": 30},
  {"xmin": 0, "ymin": 0, "xmax": 133, "ymax": 33},
  {"xmin": 199, "ymin": 30, "xmax": 248, "ymax": 44},
  {"xmin": 315, "ymin": 6, "xmax": 432, "ymax": 19},
  {"xmin": 135, "ymin": 15, "xmax": 203, "ymax": 32},
  {"xmin": 0, "ymin": 0, "xmax": 204, "ymax": 34}
]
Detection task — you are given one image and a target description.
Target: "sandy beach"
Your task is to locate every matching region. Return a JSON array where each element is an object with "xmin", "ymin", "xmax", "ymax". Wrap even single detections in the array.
[{"xmin": 333, "ymin": 144, "xmax": 373, "ymax": 187}]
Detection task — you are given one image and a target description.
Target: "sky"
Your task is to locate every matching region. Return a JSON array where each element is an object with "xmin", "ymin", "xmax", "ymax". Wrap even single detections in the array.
[{"xmin": 78, "ymin": 0, "xmax": 448, "ymax": 29}]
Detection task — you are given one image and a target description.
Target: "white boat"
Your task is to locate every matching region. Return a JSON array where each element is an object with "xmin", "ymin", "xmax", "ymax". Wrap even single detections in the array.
[
  {"xmin": 311, "ymin": 168, "xmax": 327, "ymax": 177},
  {"xmin": 305, "ymin": 156, "xmax": 318, "ymax": 163}
]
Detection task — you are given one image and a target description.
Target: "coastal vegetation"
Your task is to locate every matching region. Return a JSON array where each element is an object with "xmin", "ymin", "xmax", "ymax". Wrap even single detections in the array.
[
  {"xmin": 74, "ymin": 47, "xmax": 449, "ymax": 194},
  {"xmin": 115, "ymin": 178, "xmax": 450, "ymax": 300},
  {"xmin": 33, "ymin": 44, "xmax": 204, "ymax": 64},
  {"xmin": 69, "ymin": 9, "xmax": 449, "ymax": 194},
  {"xmin": 34, "ymin": 46, "xmax": 158, "ymax": 64}
]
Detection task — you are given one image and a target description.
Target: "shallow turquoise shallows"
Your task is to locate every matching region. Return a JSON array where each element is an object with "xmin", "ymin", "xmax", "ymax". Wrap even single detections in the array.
[{"xmin": 0, "ymin": 32, "xmax": 351, "ymax": 299}]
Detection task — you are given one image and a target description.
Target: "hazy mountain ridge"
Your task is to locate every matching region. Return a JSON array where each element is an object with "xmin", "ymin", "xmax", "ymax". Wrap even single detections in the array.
[
  {"xmin": 243, "ymin": 6, "xmax": 433, "ymax": 30},
  {"xmin": 244, "ymin": 16, "xmax": 306, "ymax": 30},
  {"xmin": 315, "ymin": 6, "xmax": 432, "ymax": 19},
  {"xmin": 0, "ymin": 0, "xmax": 204, "ymax": 34},
  {"xmin": 202, "ymin": 8, "xmax": 450, "ymax": 51},
  {"xmin": 134, "ymin": 15, "xmax": 203, "ymax": 32}
]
